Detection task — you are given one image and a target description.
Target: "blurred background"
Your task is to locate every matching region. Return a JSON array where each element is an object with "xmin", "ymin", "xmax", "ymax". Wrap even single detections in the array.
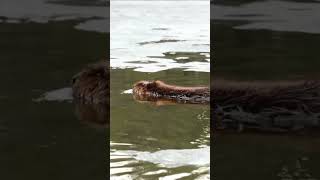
[
  {"xmin": 0, "ymin": 0, "xmax": 108, "ymax": 179},
  {"xmin": 213, "ymin": 0, "xmax": 320, "ymax": 179}
]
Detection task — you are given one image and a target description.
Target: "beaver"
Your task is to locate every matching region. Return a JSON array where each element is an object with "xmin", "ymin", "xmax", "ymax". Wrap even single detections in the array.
[
  {"xmin": 72, "ymin": 61, "xmax": 109, "ymax": 104},
  {"xmin": 212, "ymin": 80, "xmax": 320, "ymax": 113},
  {"xmin": 132, "ymin": 79, "xmax": 320, "ymax": 132},
  {"xmin": 132, "ymin": 80, "xmax": 210, "ymax": 104},
  {"xmin": 71, "ymin": 61, "xmax": 109, "ymax": 127},
  {"xmin": 212, "ymin": 80, "xmax": 320, "ymax": 133},
  {"xmin": 71, "ymin": 62, "xmax": 320, "ymax": 112}
]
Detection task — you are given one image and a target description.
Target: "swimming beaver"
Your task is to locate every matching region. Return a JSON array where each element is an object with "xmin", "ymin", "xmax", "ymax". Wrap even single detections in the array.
[
  {"xmin": 71, "ymin": 62, "xmax": 320, "ymax": 111},
  {"xmin": 72, "ymin": 61, "xmax": 109, "ymax": 104},
  {"xmin": 71, "ymin": 61, "xmax": 109, "ymax": 128},
  {"xmin": 132, "ymin": 79, "xmax": 320, "ymax": 132},
  {"xmin": 133, "ymin": 80, "xmax": 210, "ymax": 104},
  {"xmin": 71, "ymin": 61, "xmax": 320, "ymax": 132},
  {"xmin": 212, "ymin": 80, "xmax": 320, "ymax": 113},
  {"xmin": 212, "ymin": 80, "xmax": 320, "ymax": 133}
]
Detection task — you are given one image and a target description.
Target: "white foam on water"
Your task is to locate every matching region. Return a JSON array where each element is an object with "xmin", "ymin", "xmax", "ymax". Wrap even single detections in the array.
[
  {"xmin": 143, "ymin": 169, "xmax": 168, "ymax": 176},
  {"xmin": 194, "ymin": 174, "xmax": 210, "ymax": 180},
  {"xmin": 121, "ymin": 89, "xmax": 133, "ymax": 94},
  {"xmin": 110, "ymin": 160, "xmax": 139, "ymax": 168},
  {"xmin": 110, "ymin": 142, "xmax": 133, "ymax": 146},
  {"xmin": 110, "ymin": 141, "xmax": 210, "ymax": 179},
  {"xmin": 175, "ymin": 57, "xmax": 189, "ymax": 60},
  {"xmin": 115, "ymin": 146, "xmax": 210, "ymax": 168},
  {"xmin": 110, "ymin": 174, "xmax": 135, "ymax": 180},
  {"xmin": 159, "ymin": 173, "xmax": 192, "ymax": 180},
  {"xmin": 110, "ymin": 167, "xmax": 135, "ymax": 175}
]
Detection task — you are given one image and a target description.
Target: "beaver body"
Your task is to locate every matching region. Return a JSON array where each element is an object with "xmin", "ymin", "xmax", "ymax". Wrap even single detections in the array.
[
  {"xmin": 133, "ymin": 80, "xmax": 210, "ymax": 104},
  {"xmin": 212, "ymin": 80, "xmax": 320, "ymax": 133},
  {"xmin": 212, "ymin": 80, "xmax": 320, "ymax": 113}
]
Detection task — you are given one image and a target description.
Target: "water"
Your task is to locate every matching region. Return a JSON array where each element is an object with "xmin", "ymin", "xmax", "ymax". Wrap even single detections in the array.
[
  {"xmin": 213, "ymin": 0, "xmax": 320, "ymax": 179},
  {"xmin": 5, "ymin": 0, "xmax": 319, "ymax": 179},
  {"xmin": 213, "ymin": 0, "xmax": 320, "ymax": 34},
  {"xmin": 110, "ymin": 1, "xmax": 210, "ymax": 179},
  {"xmin": 0, "ymin": 0, "xmax": 107, "ymax": 179},
  {"xmin": 111, "ymin": 1, "xmax": 210, "ymax": 72}
]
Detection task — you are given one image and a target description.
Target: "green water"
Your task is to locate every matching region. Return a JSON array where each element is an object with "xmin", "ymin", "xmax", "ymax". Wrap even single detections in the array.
[{"xmin": 110, "ymin": 68, "xmax": 210, "ymax": 179}]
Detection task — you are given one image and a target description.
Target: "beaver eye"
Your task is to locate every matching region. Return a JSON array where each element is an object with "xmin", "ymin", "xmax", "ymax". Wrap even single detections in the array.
[{"xmin": 146, "ymin": 83, "xmax": 154, "ymax": 89}]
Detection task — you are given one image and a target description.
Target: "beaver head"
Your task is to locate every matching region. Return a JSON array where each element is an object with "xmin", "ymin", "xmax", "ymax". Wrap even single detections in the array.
[
  {"xmin": 72, "ymin": 62, "xmax": 109, "ymax": 104},
  {"xmin": 132, "ymin": 80, "xmax": 159, "ymax": 97},
  {"xmin": 133, "ymin": 80, "xmax": 177, "ymax": 102}
]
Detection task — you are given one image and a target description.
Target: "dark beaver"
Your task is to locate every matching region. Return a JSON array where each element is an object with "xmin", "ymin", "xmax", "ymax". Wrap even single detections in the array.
[
  {"xmin": 212, "ymin": 80, "xmax": 320, "ymax": 133},
  {"xmin": 72, "ymin": 61, "xmax": 109, "ymax": 104},
  {"xmin": 133, "ymin": 80, "xmax": 210, "ymax": 104},
  {"xmin": 212, "ymin": 80, "xmax": 320, "ymax": 113}
]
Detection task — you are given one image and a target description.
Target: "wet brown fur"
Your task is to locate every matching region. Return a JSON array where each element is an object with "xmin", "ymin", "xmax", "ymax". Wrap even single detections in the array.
[
  {"xmin": 133, "ymin": 80, "xmax": 210, "ymax": 102},
  {"xmin": 72, "ymin": 61, "xmax": 109, "ymax": 104},
  {"xmin": 212, "ymin": 80, "xmax": 320, "ymax": 113}
]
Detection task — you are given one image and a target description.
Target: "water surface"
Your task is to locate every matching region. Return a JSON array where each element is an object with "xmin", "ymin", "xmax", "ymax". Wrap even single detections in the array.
[{"xmin": 110, "ymin": 1, "xmax": 210, "ymax": 179}]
